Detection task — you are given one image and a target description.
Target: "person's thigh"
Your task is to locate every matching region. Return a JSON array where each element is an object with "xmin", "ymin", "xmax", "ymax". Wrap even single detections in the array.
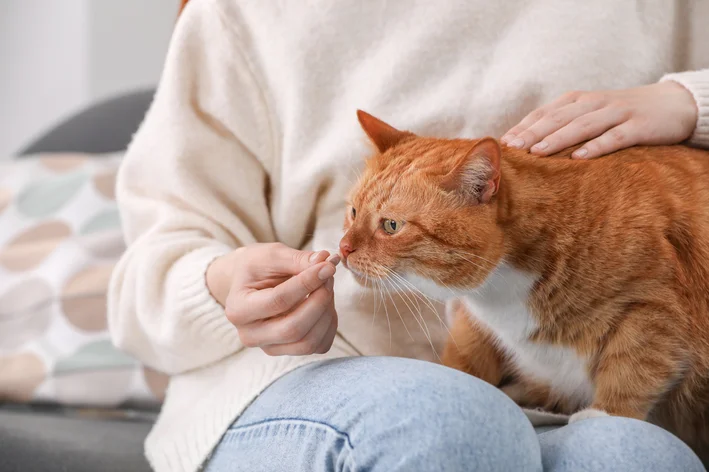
[
  {"xmin": 206, "ymin": 356, "xmax": 542, "ymax": 472},
  {"xmin": 538, "ymin": 417, "xmax": 705, "ymax": 472}
]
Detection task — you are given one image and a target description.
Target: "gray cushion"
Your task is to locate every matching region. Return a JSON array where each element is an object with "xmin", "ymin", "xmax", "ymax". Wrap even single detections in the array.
[
  {"xmin": 0, "ymin": 409, "xmax": 153, "ymax": 472},
  {"xmin": 18, "ymin": 89, "xmax": 155, "ymax": 156}
]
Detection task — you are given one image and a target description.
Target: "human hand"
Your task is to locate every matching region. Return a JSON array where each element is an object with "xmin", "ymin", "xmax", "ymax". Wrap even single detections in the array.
[
  {"xmin": 206, "ymin": 243, "xmax": 340, "ymax": 356},
  {"xmin": 501, "ymin": 81, "xmax": 698, "ymax": 159}
]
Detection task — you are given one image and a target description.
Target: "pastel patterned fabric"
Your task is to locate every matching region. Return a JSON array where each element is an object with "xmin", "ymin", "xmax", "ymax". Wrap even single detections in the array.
[{"xmin": 0, "ymin": 154, "xmax": 167, "ymax": 407}]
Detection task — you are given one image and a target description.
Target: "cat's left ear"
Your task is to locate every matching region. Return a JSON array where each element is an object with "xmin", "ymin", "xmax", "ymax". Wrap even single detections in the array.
[
  {"xmin": 357, "ymin": 110, "xmax": 413, "ymax": 153},
  {"xmin": 441, "ymin": 137, "xmax": 502, "ymax": 204}
]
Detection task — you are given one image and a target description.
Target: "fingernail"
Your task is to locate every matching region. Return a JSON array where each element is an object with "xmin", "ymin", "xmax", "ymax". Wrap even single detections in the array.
[
  {"xmin": 309, "ymin": 251, "xmax": 322, "ymax": 263},
  {"xmin": 501, "ymin": 134, "xmax": 514, "ymax": 144},
  {"xmin": 509, "ymin": 138, "xmax": 525, "ymax": 148},
  {"xmin": 572, "ymin": 148, "xmax": 588, "ymax": 159},
  {"xmin": 326, "ymin": 278, "xmax": 334, "ymax": 292},
  {"xmin": 318, "ymin": 263, "xmax": 336, "ymax": 280},
  {"xmin": 326, "ymin": 254, "xmax": 341, "ymax": 266},
  {"xmin": 531, "ymin": 141, "xmax": 548, "ymax": 152}
]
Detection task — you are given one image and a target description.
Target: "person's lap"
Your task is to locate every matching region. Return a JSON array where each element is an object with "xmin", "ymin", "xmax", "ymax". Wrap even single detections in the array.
[{"xmin": 205, "ymin": 357, "xmax": 704, "ymax": 472}]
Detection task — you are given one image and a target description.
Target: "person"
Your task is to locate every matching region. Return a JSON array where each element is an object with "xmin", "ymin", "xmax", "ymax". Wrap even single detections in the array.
[{"xmin": 107, "ymin": 1, "xmax": 709, "ymax": 471}]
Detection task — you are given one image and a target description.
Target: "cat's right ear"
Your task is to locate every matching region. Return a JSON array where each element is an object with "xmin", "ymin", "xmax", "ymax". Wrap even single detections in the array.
[
  {"xmin": 441, "ymin": 138, "xmax": 502, "ymax": 204},
  {"xmin": 357, "ymin": 110, "xmax": 413, "ymax": 153}
]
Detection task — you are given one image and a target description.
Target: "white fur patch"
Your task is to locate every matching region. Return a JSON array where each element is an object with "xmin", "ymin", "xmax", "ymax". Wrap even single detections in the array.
[
  {"xmin": 401, "ymin": 272, "xmax": 469, "ymax": 302},
  {"xmin": 569, "ymin": 408, "xmax": 609, "ymax": 423},
  {"xmin": 403, "ymin": 263, "xmax": 595, "ymax": 406}
]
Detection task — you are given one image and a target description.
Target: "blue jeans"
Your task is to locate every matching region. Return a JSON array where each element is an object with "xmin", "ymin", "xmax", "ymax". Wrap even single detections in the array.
[{"xmin": 205, "ymin": 357, "xmax": 704, "ymax": 472}]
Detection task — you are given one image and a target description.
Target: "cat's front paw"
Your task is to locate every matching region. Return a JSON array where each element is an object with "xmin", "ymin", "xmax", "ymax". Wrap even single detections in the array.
[{"xmin": 569, "ymin": 408, "xmax": 609, "ymax": 424}]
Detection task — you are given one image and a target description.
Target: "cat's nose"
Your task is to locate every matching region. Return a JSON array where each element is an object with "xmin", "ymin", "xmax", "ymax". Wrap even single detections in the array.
[{"xmin": 339, "ymin": 240, "xmax": 355, "ymax": 260}]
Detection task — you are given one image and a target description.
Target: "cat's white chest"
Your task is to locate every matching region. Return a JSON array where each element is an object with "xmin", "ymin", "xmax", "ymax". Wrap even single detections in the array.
[
  {"xmin": 405, "ymin": 264, "xmax": 594, "ymax": 404},
  {"xmin": 463, "ymin": 265, "xmax": 594, "ymax": 403}
]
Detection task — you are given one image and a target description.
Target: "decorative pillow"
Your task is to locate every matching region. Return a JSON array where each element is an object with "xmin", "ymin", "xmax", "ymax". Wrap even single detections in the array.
[{"xmin": 0, "ymin": 153, "xmax": 168, "ymax": 408}]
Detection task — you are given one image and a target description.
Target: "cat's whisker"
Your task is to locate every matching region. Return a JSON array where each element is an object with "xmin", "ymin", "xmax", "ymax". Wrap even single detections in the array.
[
  {"xmin": 346, "ymin": 166, "xmax": 362, "ymax": 187},
  {"xmin": 376, "ymin": 280, "xmax": 392, "ymax": 350},
  {"xmin": 453, "ymin": 254, "xmax": 490, "ymax": 272},
  {"xmin": 385, "ymin": 273, "xmax": 439, "ymax": 361},
  {"xmin": 390, "ymin": 277, "xmax": 432, "ymax": 342},
  {"xmin": 387, "ymin": 271, "xmax": 437, "ymax": 318},
  {"xmin": 433, "ymin": 274, "xmax": 457, "ymax": 297},
  {"xmin": 384, "ymin": 275, "xmax": 422, "ymax": 327},
  {"xmin": 455, "ymin": 255, "xmax": 502, "ymax": 292},
  {"xmin": 385, "ymin": 268, "xmax": 421, "ymax": 322},
  {"xmin": 371, "ymin": 274, "xmax": 380, "ymax": 340},
  {"xmin": 363, "ymin": 274, "xmax": 373, "ymax": 326},
  {"xmin": 455, "ymin": 255, "xmax": 494, "ymax": 272},
  {"xmin": 398, "ymin": 282, "xmax": 451, "ymax": 336},
  {"xmin": 400, "ymin": 276, "xmax": 424, "ymax": 314},
  {"xmin": 381, "ymin": 279, "xmax": 415, "ymax": 342},
  {"xmin": 454, "ymin": 250, "xmax": 498, "ymax": 268},
  {"xmin": 388, "ymin": 270, "xmax": 439, "ymax": 313},
  {"xmin": 377, "ymin": 268, "xmax": 438, "ymax": 352},
  {"xmin": 365, "ymin": 267, "xmax": 423, "ymax": 348},
  {"xmin": 432, "ymin": 273, "xmax": 459, "ymax": 329},
  {"xmin": 389, "ymin": 270, "xmax": 458, "ymax": 350},
  {"xmin": 359, "ymin": 284, "xmax": 367, "ymax": 305}
]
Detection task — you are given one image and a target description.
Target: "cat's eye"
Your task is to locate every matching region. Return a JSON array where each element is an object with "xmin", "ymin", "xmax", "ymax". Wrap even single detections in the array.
[
  {"xmin": 383, "ymin": 219, "xmax": 402, "ymax": 234},
  {"xmin": 351, "ymin": 207, "xmax": 357, "ymax": 219}
]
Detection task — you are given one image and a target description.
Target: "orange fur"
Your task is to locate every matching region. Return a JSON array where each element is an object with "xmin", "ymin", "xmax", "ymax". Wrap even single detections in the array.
[
  {"xmin": 341, "ymin": 110, "xmax": 709, "ymax": 462},
  {"xmin": 442, "ymin": 299, "xmax": 507, "ymax": 387}
]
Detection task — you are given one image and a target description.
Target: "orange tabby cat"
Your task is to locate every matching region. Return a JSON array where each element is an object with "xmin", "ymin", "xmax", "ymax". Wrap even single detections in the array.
[{"xmin": 341, "ymin": 110, "xmax": 709, "ymax": 462}]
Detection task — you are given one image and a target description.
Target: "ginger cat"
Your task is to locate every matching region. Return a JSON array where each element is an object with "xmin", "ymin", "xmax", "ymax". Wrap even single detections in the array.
[{"xmin": 340, "ymin": 110, "xmax": 709, "ymax": 462}]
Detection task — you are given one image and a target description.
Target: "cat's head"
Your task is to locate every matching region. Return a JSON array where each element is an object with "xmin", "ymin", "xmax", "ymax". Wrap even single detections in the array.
[{"xmin": 339, "ymin": 110, "xmax": 505, "ymax": 300}]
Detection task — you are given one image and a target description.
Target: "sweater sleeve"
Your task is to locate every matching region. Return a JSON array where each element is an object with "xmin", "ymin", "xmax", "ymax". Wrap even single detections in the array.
[
  {"xmin": 660, "ymin": 68, "xmax": 709, "ymax": 148},
  {"xmin": 107, "ymin": 0, "xmax": 275, "ymax": 374}
]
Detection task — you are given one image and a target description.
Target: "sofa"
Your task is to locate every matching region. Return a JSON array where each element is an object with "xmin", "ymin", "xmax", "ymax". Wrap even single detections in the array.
[{"xmin": 0, "ymin": 90, "xmax": 157, "ymax": 472}]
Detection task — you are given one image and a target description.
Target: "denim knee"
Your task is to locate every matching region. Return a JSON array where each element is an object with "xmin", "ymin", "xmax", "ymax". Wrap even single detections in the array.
[
  {"xmin": 233, "ymin": 357, "xmax": 542, "ymax": 471},
  {"xmin": 323, "ymin": 357, "xmax": 543, "ymax": 471},
  {"xmin": 538, "ymin": 416, "xmax": 704, "ymax": 472}
]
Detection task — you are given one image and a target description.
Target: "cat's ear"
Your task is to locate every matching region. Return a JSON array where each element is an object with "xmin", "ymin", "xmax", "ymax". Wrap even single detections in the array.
[
  {"xmin": 357, "ymin": 110, "xmax": 413, "ymax": 153},
  {"xmin": 441, "ymin": 137, "xmax": 502, "ymax": 204}
]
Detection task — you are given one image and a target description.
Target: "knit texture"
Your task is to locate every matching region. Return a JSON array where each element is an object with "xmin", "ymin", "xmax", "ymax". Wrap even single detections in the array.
[
  {"xmin": 662, "ymin": 70, "xmax": 709, "ymax": 148},
  {"xmin": 108, "ymin": 1, "xmax": 709, "ymax": 470}
]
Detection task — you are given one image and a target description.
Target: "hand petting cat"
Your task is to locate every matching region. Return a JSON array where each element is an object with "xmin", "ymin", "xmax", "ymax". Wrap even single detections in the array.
[{"xmin": 502, "ymin": 81, "xmax": 698, "ymax": 159}]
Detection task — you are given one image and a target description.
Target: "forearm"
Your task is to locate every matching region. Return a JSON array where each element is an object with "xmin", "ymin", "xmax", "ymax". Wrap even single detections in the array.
[
  {"xmin": 108, "ymin": 0, "xmax": 274, "ymax": 374},
  {"xmin": 109, "ymin": 240, "xmax": 237, "ymax": 374}
]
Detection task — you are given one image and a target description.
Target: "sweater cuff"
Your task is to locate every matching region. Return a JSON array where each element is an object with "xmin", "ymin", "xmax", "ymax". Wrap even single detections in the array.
[
  {"xmin": 169, "ymin": 244, "xmax": 241, "ymax": 361},
  {"xmin": 661, "ymin": 69, "xmax": 709, "ymax": 148}
]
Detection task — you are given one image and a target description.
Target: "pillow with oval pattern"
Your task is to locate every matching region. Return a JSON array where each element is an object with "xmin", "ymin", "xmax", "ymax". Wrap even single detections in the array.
[{"xmin": 0, "ymin": 153, "xmax": 168, "ymax": 408}]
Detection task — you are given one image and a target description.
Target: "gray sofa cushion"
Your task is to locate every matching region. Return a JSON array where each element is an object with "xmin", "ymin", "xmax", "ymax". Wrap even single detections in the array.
[
  {"xmin": 0, "ymin": 409, "xmax": 153, "ymax": 472},
  {"xmin": 18, "ymin": 89, "xmax": 155, "ymax": 156}
]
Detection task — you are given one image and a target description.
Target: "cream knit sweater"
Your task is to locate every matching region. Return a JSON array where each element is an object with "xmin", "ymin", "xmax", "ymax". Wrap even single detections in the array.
[{"xmin": 108, "ymin": 1, "xmax": 709, "ymax": 470}]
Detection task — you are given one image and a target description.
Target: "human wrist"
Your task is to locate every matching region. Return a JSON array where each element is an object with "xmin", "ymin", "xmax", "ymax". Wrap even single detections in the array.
[
  {"xmin": 661, "ymin": 69, "xmax": 709, "ymax": 147},
  {"xmin": 206, "ymin": 250, "xmax": 237, "ymax": 307}
]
